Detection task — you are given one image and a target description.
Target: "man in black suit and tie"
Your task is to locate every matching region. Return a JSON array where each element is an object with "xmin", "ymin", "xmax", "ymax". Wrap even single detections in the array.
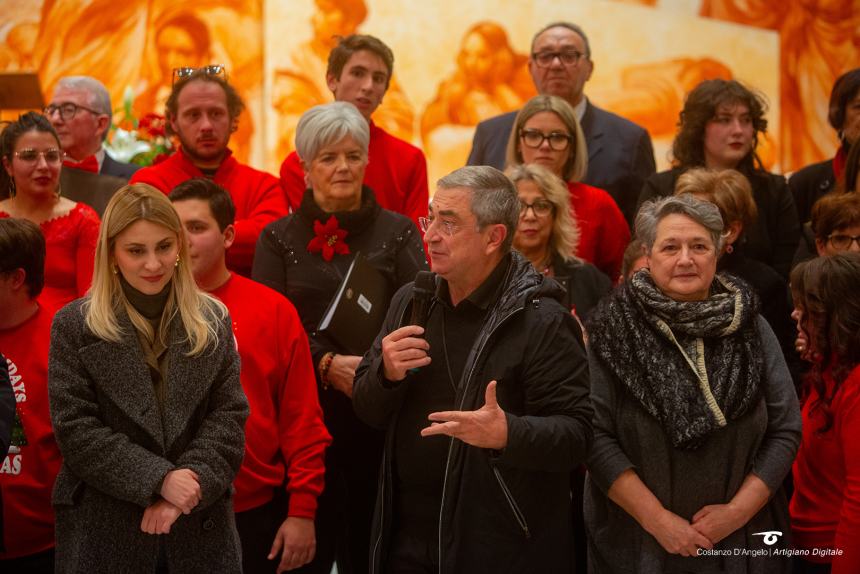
[{"xmin": 467, "ymin": 22, "xmax": 656, "ymax": 225}]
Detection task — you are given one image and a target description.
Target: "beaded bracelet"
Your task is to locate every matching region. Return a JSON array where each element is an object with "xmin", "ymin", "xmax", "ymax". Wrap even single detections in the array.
[{"xmin": 319, "ymin": 352, "xmax": 336, "ymax": 389}]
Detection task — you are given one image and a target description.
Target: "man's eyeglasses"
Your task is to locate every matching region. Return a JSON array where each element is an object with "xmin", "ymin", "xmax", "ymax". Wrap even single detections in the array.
[
  {"xmin": 531, "ymin": 50, "xmax": 585, "ymax": 68},
  {"xmin": 418, "ymin": 216, "xmax": 461, "ymax": 237},
  {"xmin": 827, "ymin": 233, "xmax": 860, "ymax": 251},
  {"xmin": 519, "ymin": 199, "xmax": 554, "ymax": 218},
  {"xmin": 172, "ymin": 65, "xmax": 227, "ymax": 85},
  {"xmin": 520, "ymin": 129, "xmax": 572, "ymax": 151},
  {"xmin": 43, "ymin": 102, "xmax": 104, "ymax": 121},
  {"xmin": 14, "ymin": 148, "xmax": 63, "ymax": 165}
]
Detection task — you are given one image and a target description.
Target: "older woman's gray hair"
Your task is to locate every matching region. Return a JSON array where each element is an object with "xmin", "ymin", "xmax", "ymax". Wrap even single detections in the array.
[
  {"xmin": 506, "ymin": 163, "xmax": 579, "ymax": 259},
  {"xmin": 635, "ymin": 193, "xmax": 725, "ymax": 253},
  {"xmin": 437, "ymin": 165, "xmax": 519, "ymax": 252},
  {"xmin": 295, "ymin": 102, "xmax": 370, "ymax": 162}
]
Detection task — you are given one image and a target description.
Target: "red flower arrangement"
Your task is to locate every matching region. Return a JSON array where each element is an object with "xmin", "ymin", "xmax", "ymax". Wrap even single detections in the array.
[{"xmin": 307, "ymin": 216, "xmax": 350, "ymax": 261}]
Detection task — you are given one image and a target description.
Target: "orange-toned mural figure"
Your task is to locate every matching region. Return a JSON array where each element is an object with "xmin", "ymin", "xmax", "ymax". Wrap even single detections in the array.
[
  {"xmin": 30, "ymin": 0, "xmax": 261, "ymax": 163},
  {"xmin": 699, "ymin": 0, "xmax": 860, "ymax": 171},
  {"xmin": 0, "ymin": 21, "xmax": 39, "ymax": 71},
  {"xmin": 420, "ymin": 22, "xmax": 535, "ymax": 145},
  {"xmin": 270, "ymin": 0, "xmax": 415, "ymax": 161}
]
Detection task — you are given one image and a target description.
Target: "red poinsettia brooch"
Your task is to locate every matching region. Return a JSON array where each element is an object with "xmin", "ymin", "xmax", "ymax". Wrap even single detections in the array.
[{"xmin": 307, "ymin": 215, "xmax": 350, "ymax": 261}]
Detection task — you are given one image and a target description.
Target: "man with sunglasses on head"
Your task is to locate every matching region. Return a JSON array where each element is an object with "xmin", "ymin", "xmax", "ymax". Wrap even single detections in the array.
[
  {"xmin": 46, "ymin": 76, "xmax": 139, "ymax": 180},
  {"xmin": 131, "ymin": 67, "xmax": 288, "ymax": 277},
  {"xmin": 467, "ymin": 22, "xmax": 655, "ymax": 225},
  {"xmin": 279, "ymin": 34, "xmax": 429, "ymax": 231}
]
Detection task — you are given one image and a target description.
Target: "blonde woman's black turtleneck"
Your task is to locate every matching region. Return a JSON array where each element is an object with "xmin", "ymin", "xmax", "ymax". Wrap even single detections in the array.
[{"xmin": 120, "ymin": 276, "xmax": 171, "ymax": 411}]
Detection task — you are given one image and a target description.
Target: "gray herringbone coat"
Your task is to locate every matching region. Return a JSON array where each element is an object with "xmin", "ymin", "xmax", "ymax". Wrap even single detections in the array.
[{"xmin": 48, "ymin": 299, "xmax": 249, "ymax": 574}]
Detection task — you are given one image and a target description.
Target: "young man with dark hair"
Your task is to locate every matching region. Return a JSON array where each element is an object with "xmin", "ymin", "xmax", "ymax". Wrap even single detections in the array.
[
  {"xmin": 0, "ymin": 218, "xmax": 63, "ymax": 572},
  {"xmin": 169, "ymin": 179, "xmax": 330, "ymax": 574},
  {"xmin": 132, "ymin": 69, "xmax": 288, "ymax": 276},
  {"xmin": 279, "ymin": 34, "xmax": 428, "ymax": 231}
]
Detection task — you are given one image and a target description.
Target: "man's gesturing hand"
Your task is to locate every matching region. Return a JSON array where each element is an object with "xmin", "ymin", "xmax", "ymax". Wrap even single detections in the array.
[
  {"xmin": 382, "ymin": 325, "xmax": 431, "ymax": 382},
  {"xmin": 421, "ymin": 380, "xmax": 507, "ymax": 449}
]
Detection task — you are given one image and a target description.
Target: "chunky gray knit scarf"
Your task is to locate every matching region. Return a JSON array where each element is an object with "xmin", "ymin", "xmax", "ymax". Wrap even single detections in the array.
[{"xmin": 588, "ymin": 269, "xmax": 763, "ymax": 449}]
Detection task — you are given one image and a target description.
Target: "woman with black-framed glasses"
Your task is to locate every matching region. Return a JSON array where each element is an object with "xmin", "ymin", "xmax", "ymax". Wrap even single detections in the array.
[
  {"xmin": 506, "ymin": 95, "xmax": 630, "ymax": 281},
  {"xmin": 506, "ymin": 163, "xmax": 611, "ymax": 320},
  {"xmin": 0, "ymin": 112, "xmax": 99, "ymax": 309}
]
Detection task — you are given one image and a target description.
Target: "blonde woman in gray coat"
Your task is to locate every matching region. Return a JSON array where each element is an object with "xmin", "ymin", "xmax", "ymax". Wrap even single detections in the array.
[{"xmin": 48, "ymin": 184, "xmax": 249, "ymax": 574}]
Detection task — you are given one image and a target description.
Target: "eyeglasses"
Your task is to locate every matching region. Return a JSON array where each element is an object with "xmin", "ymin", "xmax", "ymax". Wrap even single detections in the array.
[
  {"xmin": 519, "ymin": 199, "xmax": 554, "ymax": 217},
  {"xmin": 520, "ymin": 128, "xmax": 572, "ymax": 151},
  {"xmin": 43, "ymin": 102, "xmax": 103, "ymax": 121},
  {"xmin": 531, "ymin": 50, "xmax": 585, "ymax": 68},
  {"xmin": 172, "ymin": 65, "xmax": 227, "ymax": 85},
  {"xmin": 13, "ymin": 148, "xmax": 63, "ymax": 164},
  {"xmin": 418, "ymin": 216, "xmax": 461, "ymax": 237},
  {"xmin": 827, "ymin": 233, "xmax": 860, "ymax": 250}
]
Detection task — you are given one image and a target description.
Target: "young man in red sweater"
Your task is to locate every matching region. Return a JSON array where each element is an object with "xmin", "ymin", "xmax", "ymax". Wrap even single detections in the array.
[
  {"xmin": 0, "ymin": 218, "xmax": 63, "ymax": 572},
  {"xmin": 169, "ymin": 179, "xmax": 330, "ymax": 574},
  {"xmin": 132, "ymin": 68, "xmax": 288, "ymax": 277},
  {"xmin": 279, "ymin": 34, "xmax": 429, "ymax": 231}
]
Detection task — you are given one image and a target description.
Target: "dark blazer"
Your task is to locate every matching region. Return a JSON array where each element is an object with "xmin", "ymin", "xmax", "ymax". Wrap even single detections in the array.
[
  {"xmin": 48, "ymin": 300, "xmax": 248, "ymax": 574},
  {"xmin": 60, "ymin": 168, "xmax": 126, "ymax": 217},
  {"xmin": 101, "ymin": 154, "xmax": 140, "ymax": 181},
  {"xmin": 788, "ymin": 158, "xmax": 835, "ymax": 224},
  {"xmin": 467, "ymin": 100, "xmax": 656, "ymax": 224}
]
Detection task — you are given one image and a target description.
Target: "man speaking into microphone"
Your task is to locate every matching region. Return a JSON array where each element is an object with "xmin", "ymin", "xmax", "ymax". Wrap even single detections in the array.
[{"xmin": 353, "ymin": 166, "xmax": 592, "ymax": 573}]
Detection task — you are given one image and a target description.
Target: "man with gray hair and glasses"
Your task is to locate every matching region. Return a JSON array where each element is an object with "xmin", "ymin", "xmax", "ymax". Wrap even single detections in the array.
[
  {"xmin": 467, "ymin": 21, "xmax": 655, "ymax": 225},
  {"xmin": 45, "ymin": 76, "xmax": 139, "ymax": 180},
  {"xmin": 354, "ymin": 165, "xmax": 592, "ymax": 573}
]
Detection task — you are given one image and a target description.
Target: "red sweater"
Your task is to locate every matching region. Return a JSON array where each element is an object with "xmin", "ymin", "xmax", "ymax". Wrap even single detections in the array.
[
  {"xmin": 210, "ymin": 274, "xmax": 330, "ymax": 517},
  {"xmin": 0, "ymin": 305, "xmax": 63, "ymax": 559},
  {"xmin": 566, "ymin": 181, "xmax": 630, "ymax": 282},
  {"xmin": 131, "ymin": 148, "xmax": 288, "ymax": 276},
  {"xmin": 1, "ymin": 203, "xmax": 99, "ymax": 310},
  {"xmin": 280, "ymin": 121, "xmax": 429, "ymax": 230},
  {"xmin": 791, "ymin": 364, "xmax": 860, "ymax": 573}
]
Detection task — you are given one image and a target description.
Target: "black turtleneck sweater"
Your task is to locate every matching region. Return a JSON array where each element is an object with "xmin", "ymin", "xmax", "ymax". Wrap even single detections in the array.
[{"xmin": 120, "ymin": 277, "xmax": 171, "ymax": 409}]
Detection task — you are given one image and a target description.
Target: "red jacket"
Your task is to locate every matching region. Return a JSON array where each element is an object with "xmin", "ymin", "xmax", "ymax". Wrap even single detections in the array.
[
  {"xmin": 131, "ymin": 149, "xmax": 288, "ymax": 276},
  {"xmin": 791, "ymin": 364, "xmax": 860, "ymax": 573},
  {"xmin": 280, "ymin": 122, "xmax": 429, "ymax": 231},
  {"xmin": 0, "ymin": 305, "xmax": 63, "ymax": 559},
  {"xmin": 567, "ymin": 181, "xmax": 630, "ymax": 282},
  {"xmin": 210, "ymin": 274, "xmax": 330, "ymax": 517}
]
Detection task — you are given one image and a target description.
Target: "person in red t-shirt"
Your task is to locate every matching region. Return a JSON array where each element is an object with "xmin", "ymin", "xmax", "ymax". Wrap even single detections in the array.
[
  {"xmin": 279, "ymin": 34, "xmax": 428, "ymax": 231},
  {"xmin": 169, "ymin": 178, "xmax": 331, "ymax": 574},
  {"xmin": 131, "ymin": 69, "xmax": 288, "ymax": 277},
  {"xmin": 0, "ymin": 218, "xmax": 62, "ymax": 573},
  {"xmin": 790, "ymin": 253, "xmax": 860, "ymax": 574}
]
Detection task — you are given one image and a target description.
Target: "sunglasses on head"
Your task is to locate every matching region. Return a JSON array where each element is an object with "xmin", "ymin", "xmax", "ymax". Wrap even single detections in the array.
[{"xmin": 172, "ymin": 65, "xmax": 227, "ymax": 85}]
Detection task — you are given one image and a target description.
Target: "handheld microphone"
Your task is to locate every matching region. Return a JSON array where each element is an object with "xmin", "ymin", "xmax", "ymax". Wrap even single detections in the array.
[
  {"xmin": 410, "ymin": 271, "xmax": 436, "ymax": 331},
  {"xmin": 408, "ymin": 271, "xmax": 435, "ymax": 375}
]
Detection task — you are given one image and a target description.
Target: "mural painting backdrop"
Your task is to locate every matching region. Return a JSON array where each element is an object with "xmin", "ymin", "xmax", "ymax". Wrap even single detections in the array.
[{"xmin": 2, "ymin": 0, "xmax": 857, "ymax": 182}]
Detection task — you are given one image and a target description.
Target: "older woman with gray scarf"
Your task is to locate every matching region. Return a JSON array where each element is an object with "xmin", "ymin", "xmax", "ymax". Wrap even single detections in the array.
[{"xmin": 585, "ymin": 194, "xmax": 801, "ymax": 573}]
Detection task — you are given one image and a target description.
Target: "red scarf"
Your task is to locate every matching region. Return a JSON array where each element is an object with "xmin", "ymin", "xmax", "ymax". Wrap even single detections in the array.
[{"xmin": 833, "ymin": 146, "xmax": 847, "ymax": 181}]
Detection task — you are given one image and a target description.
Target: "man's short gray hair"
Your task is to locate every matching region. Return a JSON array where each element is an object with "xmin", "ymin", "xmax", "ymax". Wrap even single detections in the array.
[
  {"xmin": 530, "ymin": 21, "xmax": 591, "ymax": 59},
  {"xmin": 56, "ymin": 76, "xmax": 113, "ymax": 141},
  {"xmin": 437, "ymin": 166, "xmax": 519, "ymax": 253},
  {"xmin": 635, "ymin": 194, "xmax": 725, "ymax": 253},
  {"xmin": 295, "ymin": 102, "xmax": 370, "ymax": 162}
]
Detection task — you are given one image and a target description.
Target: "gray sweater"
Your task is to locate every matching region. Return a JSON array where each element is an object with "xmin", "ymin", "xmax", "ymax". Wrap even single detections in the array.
[{"xmin": 585, "ymin": 316, "xmax": 801, "ymax": 573}]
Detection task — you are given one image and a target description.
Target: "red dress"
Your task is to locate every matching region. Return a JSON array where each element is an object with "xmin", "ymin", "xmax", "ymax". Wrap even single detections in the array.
[
  {"xmin": 0, "ymin": 203, "xmax": 99, "ymax": 310},
  {"xmin": 791, "ymin": 364, "xmax": 860, "ymax": 573},
  {"xmin": 566, "ymin": 181, "xmax": 630, "ymax": 282}
]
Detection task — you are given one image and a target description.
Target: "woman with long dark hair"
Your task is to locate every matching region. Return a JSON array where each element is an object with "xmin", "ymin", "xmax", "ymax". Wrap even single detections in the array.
[{"xmin": 790, "ymin": 253, "xmax": 860, "ymax": 573}]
